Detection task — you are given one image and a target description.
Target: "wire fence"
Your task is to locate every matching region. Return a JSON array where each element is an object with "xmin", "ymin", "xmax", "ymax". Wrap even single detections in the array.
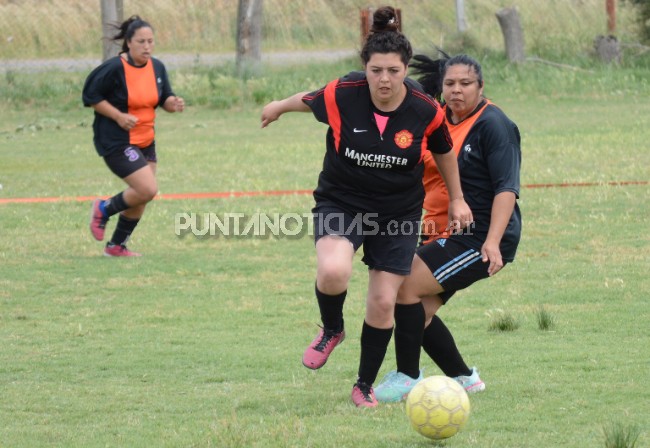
[
  {"xmin": 1, "ymin": 0, "xmax": 246, "ymax": 57},
  {"xmin": 1, "ymin": 0, "xmax": 641, "ymax": 73},
  {"xmin": 0, "ymin": 0, "xmax": 370, "ymax": 72}
]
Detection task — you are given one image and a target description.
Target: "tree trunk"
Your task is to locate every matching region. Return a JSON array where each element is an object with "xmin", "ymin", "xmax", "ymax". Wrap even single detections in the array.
[
  {"xmin": 236, "ymin": 0, "xmax": 263, "ymax": 77},
  {"xmin": 496, "ymin": 7, "xmax": 525, "ymax": 63},
  {"xmin": 100, "ymin": 0, "xmax": 123, "ymax": 61}
]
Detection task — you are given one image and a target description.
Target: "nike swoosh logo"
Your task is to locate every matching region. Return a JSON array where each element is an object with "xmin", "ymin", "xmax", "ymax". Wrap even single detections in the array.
[{"xmin": 353, "ymin": 128, "xmax": 368, "ymax": 133}]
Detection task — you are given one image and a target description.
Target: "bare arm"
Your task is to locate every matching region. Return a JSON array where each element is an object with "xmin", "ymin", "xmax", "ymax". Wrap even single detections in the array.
[
  {"xmin": 261, "ymin": 91, "xmax": 311, "ymax": 128},
  {"xmin": 432, "ymin": 151, "xmax": 473, "ymax": 231},
  {"xmin": 91, "ymin": 100, "xmax": 138, "ymax": 131},
  {"xmin": 482, "ymin": 191, "xmax": 517, "ymax": 276},
  {"xmin": 163, "ymin": 95, "xmax": 185, "ymax": 113}
]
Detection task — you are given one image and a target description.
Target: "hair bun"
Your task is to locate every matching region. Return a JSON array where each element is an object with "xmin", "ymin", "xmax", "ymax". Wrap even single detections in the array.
[{"xmin": 371, "ymin": 6, "xmax": 400, "ymax": 33}]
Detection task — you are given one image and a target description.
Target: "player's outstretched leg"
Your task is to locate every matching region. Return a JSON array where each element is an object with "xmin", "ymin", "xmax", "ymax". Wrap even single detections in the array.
[
  {"xmin": 89, "ymin": 199, "xmax": 108, "ymax": 241},
  {"xmin": 302, "ymin": 327, "xmax": 345, "ymax": 369}
]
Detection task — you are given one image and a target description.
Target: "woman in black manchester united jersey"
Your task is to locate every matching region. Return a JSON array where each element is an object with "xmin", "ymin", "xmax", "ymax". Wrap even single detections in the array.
[
  {"xmin": 83, "ymin": 16, "xmax": 184, "ymax": 257},
  {"xmin": 261, "ymin": 6, "xmax": 472, "ymax": 407}
]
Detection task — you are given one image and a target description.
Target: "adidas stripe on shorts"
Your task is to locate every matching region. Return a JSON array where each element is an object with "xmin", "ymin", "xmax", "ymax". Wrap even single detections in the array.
[{"xmin": 417, "ymin": 237, "xmax": 502, "ymax": 303}]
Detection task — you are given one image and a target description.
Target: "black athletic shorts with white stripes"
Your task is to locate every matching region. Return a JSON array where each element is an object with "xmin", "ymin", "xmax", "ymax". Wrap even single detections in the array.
[{"xmin": 417, "ymin": 237, "xmax": 505, "ymax": 303}]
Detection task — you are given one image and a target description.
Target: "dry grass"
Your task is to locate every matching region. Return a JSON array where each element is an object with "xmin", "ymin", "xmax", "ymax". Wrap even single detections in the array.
[{"xmin": 0, "ymin": 0, "xmax": 640, "ymax": 60}]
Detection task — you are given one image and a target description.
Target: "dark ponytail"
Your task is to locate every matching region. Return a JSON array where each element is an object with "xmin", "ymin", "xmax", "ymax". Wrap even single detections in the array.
[{"xmin": 410, "ymin": 49, "xmax": 451, "ymax": 100}]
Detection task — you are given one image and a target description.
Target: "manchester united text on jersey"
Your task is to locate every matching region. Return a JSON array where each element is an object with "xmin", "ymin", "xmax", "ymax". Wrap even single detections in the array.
[{"xmin": 344, "ymin": 147, "xmax": 409, "ymax": 169}]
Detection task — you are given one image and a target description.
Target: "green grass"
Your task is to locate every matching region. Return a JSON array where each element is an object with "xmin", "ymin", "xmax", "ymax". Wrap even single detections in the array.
[
  {"xmin": 535, "ymin": 305, "xmax": 556, "ymax": 331},
  {"xmin": 1, "ymin": 59, "xmax": 650, "ymax": 447},
  {"xmin": 486, "ymin": 309, "xmax": 520, "ymax": 332},
  {"xmin": 604, "ymin": 422, "xmax": 642, "ymax": 448}
]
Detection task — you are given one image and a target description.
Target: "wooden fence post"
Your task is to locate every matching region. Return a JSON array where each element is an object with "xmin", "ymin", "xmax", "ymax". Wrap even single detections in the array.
[
  {"xmin": 495, "ymin": 7, "xmax": 525, "ymax": 63},
  {"xmin": 360, "ymin": 8, "xmax": 372, "ymax": 47},
  {"xmin": 606, "ymin": 0, "xmax": 616, "ymax": 34},
  {"xmin": 594, "ymin": 35, "xmax": 621, "ymax": 64},
  {"xmin": 236, "ymin": 0, "xmax": 263, "ymax": 76},
  {"xmin": 596, "ymin": 0, "xmax": 621, "ymax": 64},
  {"xmin": 456, "ymin": 0, "xmax": 468, "ymax": 33},
  {"xmin": 100, "ymin": 0, "xmax": 123, "ymax": 61}
]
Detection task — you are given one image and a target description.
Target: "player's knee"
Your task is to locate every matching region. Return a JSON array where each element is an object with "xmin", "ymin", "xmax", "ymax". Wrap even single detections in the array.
[
  {"xmin": 369, "ymin": 294, "xmax": 395, "ymax": 316},
  {"xmin": 136, "ymin": 183, "xmax": 158, "ymax": 202},
  {"xmin": 396, "ymin": 281, "xmax": 416, "ymax": 305},
  {"xmin": 317, "ymin": 263, "xmax": 351, "ymax": 293},
  {"xmin": 396, "ymin": 277, "xmax": 413, "ymax": 305}
]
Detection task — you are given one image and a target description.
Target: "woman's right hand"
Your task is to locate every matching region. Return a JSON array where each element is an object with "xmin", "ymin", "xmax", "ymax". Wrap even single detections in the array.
[
  {"xmin": 261, "ymin": 92, "xmax": 311, "ymax": 128},
  {"xmin": 91, "ymin": 101, "xmax": 139, "ymax": 130},
  {"xmin": 116, "ymin": 112, "xmax": 139, "ymax": 131},
  {"xmin": 260, "ymin": 101, "xmax": 282, "ymax": 128}
]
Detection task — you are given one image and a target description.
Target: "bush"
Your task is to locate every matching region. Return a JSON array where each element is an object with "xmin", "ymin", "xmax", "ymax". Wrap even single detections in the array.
[{"xmin": 623, "ymin": 0, "xmax": 650, "ymax": 44}]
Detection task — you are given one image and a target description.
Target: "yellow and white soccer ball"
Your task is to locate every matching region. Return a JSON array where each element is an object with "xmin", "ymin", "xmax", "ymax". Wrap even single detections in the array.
[{"xmin": 405, "ymin": 375, "xmax": 471, "ymax": 440}]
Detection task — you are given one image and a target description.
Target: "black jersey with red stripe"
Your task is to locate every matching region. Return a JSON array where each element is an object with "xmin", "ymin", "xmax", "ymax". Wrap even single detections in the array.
[
  {"xmin": 447, "ymin": 101, "xmax": 522, "ymax": 261},
  {"xmin": 82, "ymin": 56, "xmax": 174, "ymax": 156},
  {"xmin": 303, "ymin": 71, "xmax": 451, "ymax": 220}
]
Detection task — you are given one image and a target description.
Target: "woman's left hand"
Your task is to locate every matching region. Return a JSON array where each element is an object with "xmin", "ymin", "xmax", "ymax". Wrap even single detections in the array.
[
  {"xmin": 172, "ymin": 96, "xmax": 185, "ymax": 112},
  {"xmin": 481, "ymin": 240, "xmax": 504, "ymax": 276},
  {"xmin": 165, "ymin": 96, "xmax": 185, "ymax": 112}
]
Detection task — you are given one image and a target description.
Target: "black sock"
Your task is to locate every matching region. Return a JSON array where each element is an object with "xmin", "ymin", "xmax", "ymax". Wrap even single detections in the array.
[
  {"xmin": 109, "ymin": 214, "xmax": 140, "ymax": 246},
  {"xmin": 422, "ymin": 315, "xmax": 471, "ymax": 377},
  {"xmin": 315, "ymin": 285, "xmax": 346, "ymax": 332},
  {"xmin": 102, "ymin": 192, "xmax": 129, "ymax": 218},
  {"xmin": 357, "ymin": 321, "xmax": 393, "ymax": 386},
  {"xmin": 394, "ymin": 303, "xmax": 425, "ymax": 379}
]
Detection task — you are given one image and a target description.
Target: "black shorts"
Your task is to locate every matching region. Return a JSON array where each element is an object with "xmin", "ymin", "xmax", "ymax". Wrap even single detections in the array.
[
  {"xmin": 312, "ymin": 204, "xmax": 420, "ymax": 275},
  {"xmin": 103, "ymin": 144, "xmax": 157, "ymax": 178},
  {"xmin": 417, "ymin": 237, "xmax": 503, "ymax": 303}
]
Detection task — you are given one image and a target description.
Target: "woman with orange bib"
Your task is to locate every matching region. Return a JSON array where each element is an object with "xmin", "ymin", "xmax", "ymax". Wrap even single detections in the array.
[
  {"xmin": 375, "ymin": 52, "xmax": 522, "ymax": 402},
  {"xmin": 83, "ymin": 15, "xmax": 184, "ymax": 256}
]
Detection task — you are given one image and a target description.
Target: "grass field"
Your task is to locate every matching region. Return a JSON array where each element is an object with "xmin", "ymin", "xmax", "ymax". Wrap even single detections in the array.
[{"xmin": 1, "ymin": 56, "xmax": 649, "ymax": 447}]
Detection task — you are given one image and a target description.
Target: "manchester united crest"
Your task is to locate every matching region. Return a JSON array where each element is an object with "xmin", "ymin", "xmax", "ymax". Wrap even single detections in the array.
[{"xmin": 394, "ymin": 130, "xmax": 413, "ymax": 149}]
